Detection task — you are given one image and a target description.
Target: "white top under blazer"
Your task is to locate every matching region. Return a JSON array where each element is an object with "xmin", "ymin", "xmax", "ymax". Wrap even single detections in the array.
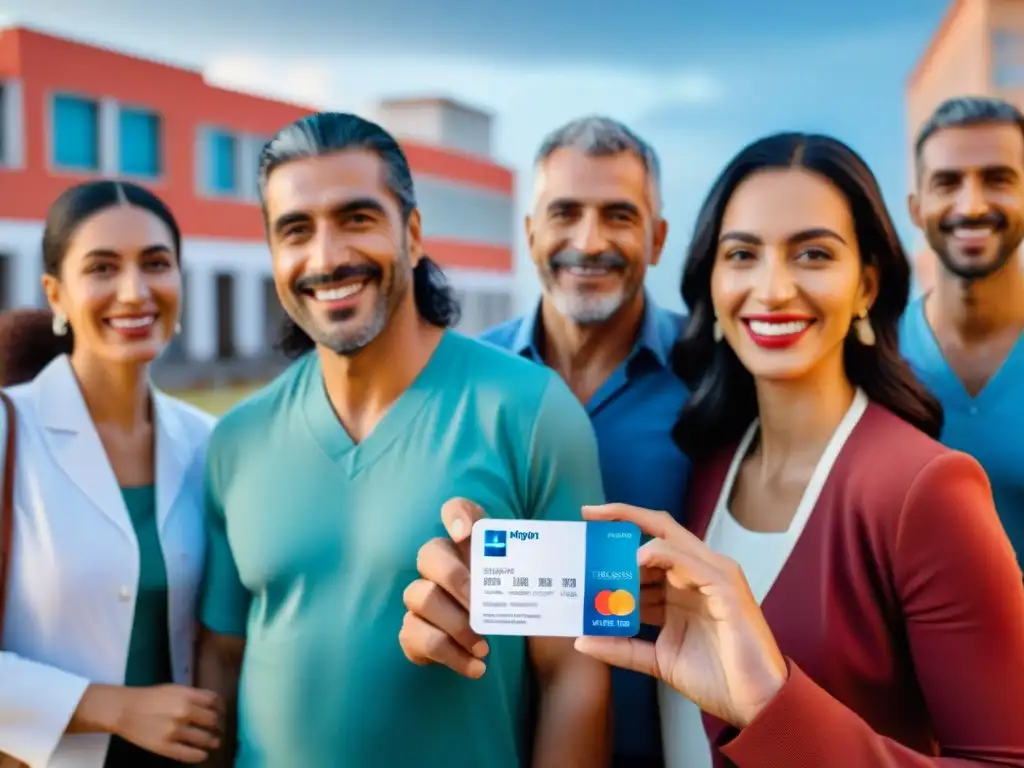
[{"xmin": 0, "ymin": 355, "xmax": 214, "ymax": 768}]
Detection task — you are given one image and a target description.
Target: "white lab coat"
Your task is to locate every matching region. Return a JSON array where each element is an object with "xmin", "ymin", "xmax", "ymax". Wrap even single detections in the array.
[{"xmin": 0, "ymin": 355, "xmax": 214, "ymax": 767}]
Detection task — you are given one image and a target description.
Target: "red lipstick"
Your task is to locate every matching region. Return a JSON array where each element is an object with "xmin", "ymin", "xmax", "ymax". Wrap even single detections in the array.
[{"xmin": 741, "ymin": 314, "xmax": 815, "ymax": 350}]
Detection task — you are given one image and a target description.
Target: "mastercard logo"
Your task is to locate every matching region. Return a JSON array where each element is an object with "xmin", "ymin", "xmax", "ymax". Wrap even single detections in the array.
[{"xmin": 594, "ymin": 589, "xmax": 635, "ymax": 617}]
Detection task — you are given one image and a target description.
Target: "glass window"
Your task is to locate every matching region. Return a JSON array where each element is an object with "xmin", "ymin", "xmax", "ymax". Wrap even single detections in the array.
[
  {"xmin": 119, "ymin": 107, "xmax": 161, "ymax": 177},
  {"xmin": 52, "ymin": 95, "xmax": 99, "ymax": 170},
  {"xmin": 992, "ymin": 30, "xmax": 1024, "ymax": 87},
  {"xmin": 207, "ymin": 130, "xmax": 238, "ymax": 194}
]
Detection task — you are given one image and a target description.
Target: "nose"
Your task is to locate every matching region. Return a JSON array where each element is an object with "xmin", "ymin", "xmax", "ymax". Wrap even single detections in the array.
[
  {"xmin": 116, "ymin": 264, "xmax": 151, "ymax": 303},
  {"xmin": 954, "ymin": 176, "xmax": 988, "ymax": 220},
  {"xmin": 307, "ymin": 226, "xmax": 348, "ymax": 274},
  {"xmin": 754, "ymin": 251, "xmax": 798, "ymax": 307},
  {"xmin": 569, "ymin": 208, "xmax": 608, "ymax": 255}
]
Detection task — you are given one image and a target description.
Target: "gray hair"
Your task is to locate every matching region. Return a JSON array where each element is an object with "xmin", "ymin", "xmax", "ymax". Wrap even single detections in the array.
[
  {"xmin": 256, "ymin": 111, "xmax": 417, "ymax": 222},
  {"xmin": 533, "ymin": 116, "xmax": 663, "ymax": 213},
  {"xmin": 915, "ymin": 96, "xmax": 1024, "ymax": 165}
]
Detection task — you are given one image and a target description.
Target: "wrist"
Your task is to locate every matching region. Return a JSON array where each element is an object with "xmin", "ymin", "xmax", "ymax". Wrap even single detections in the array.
[
  {"xmin": 70, "ymin": 684, "xmax": 128, "ymax": 735},
  {"xmin": 734, "ymin": 659, "xmax": 788, "ymax": 729}
]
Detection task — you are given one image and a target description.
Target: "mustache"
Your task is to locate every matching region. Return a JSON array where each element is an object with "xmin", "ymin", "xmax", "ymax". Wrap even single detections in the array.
[
  {"xmin": 293, "ymin": 264, "xmax": 382, "ymax": 294},
  {"xmin": 550, "ymin": 248, "xmax": 628, "ymax": 270},
  {"xmin": 939, "ymin": 211, "xmax": 1007, "ymax": 232}
]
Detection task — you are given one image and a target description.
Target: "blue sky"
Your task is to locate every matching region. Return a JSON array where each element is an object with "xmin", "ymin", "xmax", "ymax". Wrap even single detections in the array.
[{"xmin": 4, "ymin": 0, "xmax": 951, "ymax": 310}]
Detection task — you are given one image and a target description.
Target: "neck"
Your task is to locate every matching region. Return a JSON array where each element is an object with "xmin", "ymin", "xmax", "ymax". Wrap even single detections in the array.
[
  {"xmin": 752, "ymin": 352, "xmax": 855, "ymax": 471},
  {"xmin": 929, "ymin": 252, "xmax": 1024, "ymax": 340},
  {"xmin": 69, "ymin": 351, "xmax": 151, "ymax": 431},
  {"xmin": 539, "ymin": 291, "xmax": 646, "ymax": 383},
  {"xmin": 319, "ymin": 298, "xmax": 443, "ymax": 435}
]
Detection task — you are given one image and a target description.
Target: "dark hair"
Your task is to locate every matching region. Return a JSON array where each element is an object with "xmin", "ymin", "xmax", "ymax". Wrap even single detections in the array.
[
  {"xmin": 0, "ymin": 308, "xmax": 74, "ymax": 385},
  {"xmin": 257, "ymin": 112, "xmax": 460, "ymax": 359},
  {"xmin": 673, "ymin": 132, "xmax": 943, "ymax": 460},
  {"xmin": 914, "ymin": 95, "xmax": 1024, "ymax": 177},
  {"xmin": 40, "ymin": 180, "xmax": 183, "ymax": 357}
]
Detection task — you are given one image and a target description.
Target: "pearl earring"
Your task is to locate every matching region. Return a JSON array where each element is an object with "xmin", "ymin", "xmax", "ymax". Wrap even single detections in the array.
[
  {"xmin": 52, "ymin": 313, "xmax": 68, "ymax": 337},
  {"xmin": 854, "ymin": 309, "xmax": 875, "ymax": 346}
]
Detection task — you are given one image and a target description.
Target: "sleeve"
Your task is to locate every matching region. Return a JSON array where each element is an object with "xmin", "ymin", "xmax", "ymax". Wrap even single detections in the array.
[
  {"xmin": 0, "ymin": 400, "xmax": 91, "ymax": 766},
  {"xmin": 524, "ymin": 376, "xmax": 606, "ymax": 522},
  {"xmin": 198, "ymin": 430, "xmax": 250, "ymax": 637},
  {"xmin": 719, "ymin": 451, "xmax": 1024, "ymax": 767}
]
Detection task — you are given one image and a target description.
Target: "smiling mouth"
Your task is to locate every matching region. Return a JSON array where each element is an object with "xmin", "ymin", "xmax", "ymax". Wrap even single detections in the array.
[
  {"xmin": 950, "ymin": 225, "xmax": 997, "ymax": 251},
  {"xmin": 558, "ymin": 265, "xmax": 619, "ymax": 279},
  {"xmin": 105, "ymin": 315, "xmax": 157, "ymax": 330},
  {"xmin": 744, "ymin": 318, "xmax": 814, "ymax": 336},
  {"xmin": 305, "ymin": 280, "xmax": 369, "ymax": 303}
]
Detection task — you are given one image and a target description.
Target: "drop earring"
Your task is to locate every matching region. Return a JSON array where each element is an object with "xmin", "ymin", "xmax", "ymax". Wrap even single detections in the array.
[
  {"xmin": 174, "ymin": 321, "xmax": 182, "ymax": 335},
  {"xmin": 52, "ymin": 312, "xmax": 68, "ymax": 337},
  {"xmin": 713, "ymin": 317, "xmax": 724, "ymax": 343},
  {"xmin": 854, "ymin": 309, "xmax": 875, "ymax": 346}
]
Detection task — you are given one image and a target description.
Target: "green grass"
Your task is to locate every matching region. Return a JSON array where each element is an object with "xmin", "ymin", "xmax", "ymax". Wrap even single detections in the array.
[{"xmin": 172, "ymin": 384, "xmax": 259, "ymax": 415}]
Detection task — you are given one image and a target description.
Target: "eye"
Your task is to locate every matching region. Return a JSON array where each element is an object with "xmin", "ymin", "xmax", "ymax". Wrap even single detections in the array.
[
  {"xmin": 724, "ymin": 248, "xmax": 755, "ymax": 261},
  {"xmin": 281, "ymin": 224, "xmax": 310, "ymax": 241},
  {"xmin": 144, "ymin": 257, "xmax": 173, "ymax": 271},
  {"xmin": 797, "ymin": 247, "xmax": 833, "ymax": 262}
]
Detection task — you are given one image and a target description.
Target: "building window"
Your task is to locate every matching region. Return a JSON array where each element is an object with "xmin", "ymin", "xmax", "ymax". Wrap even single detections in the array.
[
  {"xmin": 215, "ymin": 273, "xmax": 236, "ymax": 360},
  {"xmin": 52, "ymin": 94, "xmax": 100, "ymax": 170},
  {"xmin": 263, "ymin": 276, "xmax": 286, "ymax": 351},
  {"xmin": 119, "ymin": 107, "xmax": 161, "ymax": 177},
  {"xmin": 993, "ymin": 31, "xmax": 1024, "ymax": 87},
  {"xmin": 207, "ymin": 130, "xmax": 238, "ymax": 194}
]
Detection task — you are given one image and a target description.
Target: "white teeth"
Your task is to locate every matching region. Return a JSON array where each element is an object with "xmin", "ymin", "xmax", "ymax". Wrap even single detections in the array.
[
  {"xmin": 566, "ymin": 266, "xmax": 609, "ymax": 277},
  {"xmin": 953, "ymin": 226, "xmax": 993, "ymax": 238},
  {"xmin": 748, "ymin": 320, "xmax": 811, "ymax": 336},
  {"xmin": 314, "ymin": 283, "xmax": 364, "ymax": 301},
  {"xmin": 108, "ymin": 316, "xmax": 155, "ymax": 329}
]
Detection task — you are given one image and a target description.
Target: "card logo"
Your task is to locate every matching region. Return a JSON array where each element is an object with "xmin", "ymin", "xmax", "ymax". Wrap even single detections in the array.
[
  {"xmin": 509, "ymin": 530, "xmax": 539, "ymax": 542},
  {"xmin": 594, "ymin": 589, "xmax": 636, "ymax": 617},
  {"xmin": 483, "ymin": 529, "xmax": 507, "ymax": 557}
]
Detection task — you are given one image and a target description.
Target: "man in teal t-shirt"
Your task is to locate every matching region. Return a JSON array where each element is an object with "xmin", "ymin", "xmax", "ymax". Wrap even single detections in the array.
[
  {"xmin": 196, "ymin": 112, "xmax": 610, "ymax": 767},
  {"xmin": 902, "ymin": 96, "xmax": 1024, "ymax": 560}
]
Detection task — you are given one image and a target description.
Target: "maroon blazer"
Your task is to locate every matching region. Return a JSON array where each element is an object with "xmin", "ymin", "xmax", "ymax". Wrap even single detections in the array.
[{"xmin": 687, "ymin": 402, "xmax": 1024, "ymax": 767}]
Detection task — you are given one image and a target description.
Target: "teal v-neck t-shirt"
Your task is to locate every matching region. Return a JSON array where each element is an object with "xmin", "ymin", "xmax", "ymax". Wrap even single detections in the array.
[
  {"xmin": 200, "ymin": 331, "xmax": 606, "ymax": 768},
  {"xmin": 900, "ymin": 296, "xmax": 1024, "ymax": 560}
]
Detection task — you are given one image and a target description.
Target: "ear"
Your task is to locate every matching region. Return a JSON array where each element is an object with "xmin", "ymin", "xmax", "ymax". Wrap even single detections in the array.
[
  {"xmin": 650, "ymin": 217, "xmax": 669, "ymax": 267},
  {"xmin": 405, "ymin": 208, "xmax": 423, "ymax": 267},
  {"xmin": 859, "ymin": 262, "xmax": 880, "ymax": 314},
  {"xmin": 41, "ymin": 273, "xmax": 62, "ymax": 316},
  {"xmin": 907, "ymin": 192, "xmax": 923, "ymax": 229},
  {"xmin": 524, "ymin": 214, "xmax": 534, "ymax": 251}
]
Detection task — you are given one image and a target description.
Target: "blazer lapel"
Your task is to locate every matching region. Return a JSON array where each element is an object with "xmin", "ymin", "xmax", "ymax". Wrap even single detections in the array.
[
  {"xmin": 152, "ymin": 390, "xmax": 189, "ymax": 533},
  {"xmin": 34, "ymin": 355, "xmax": 132, "ymax": 539}
]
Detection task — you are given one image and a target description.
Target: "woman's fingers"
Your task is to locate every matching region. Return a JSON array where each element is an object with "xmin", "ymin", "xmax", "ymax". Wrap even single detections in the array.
[{"xmin": 574, "ymin": 636, "xmax": 658, "ymax": 678}]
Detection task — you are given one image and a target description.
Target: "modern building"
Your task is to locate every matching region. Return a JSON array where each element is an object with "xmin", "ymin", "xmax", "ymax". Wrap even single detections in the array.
[
  {"xmin": 0, "ymin": 26, "xmax": 516, "ymax": 386},
  {"xmin": 905, "ymin": 0, "xmax": 1024, "ymax": 292}
]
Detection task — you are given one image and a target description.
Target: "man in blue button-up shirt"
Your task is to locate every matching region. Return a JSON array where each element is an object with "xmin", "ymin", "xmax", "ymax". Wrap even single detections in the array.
[{"xmin": 482, "ymin": 116, "xmax": 691, "ymax": 768}]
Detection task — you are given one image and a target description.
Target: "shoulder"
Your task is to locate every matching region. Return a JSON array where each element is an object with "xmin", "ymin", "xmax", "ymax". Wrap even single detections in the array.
[
  {"xmin": 208, "ymin": 356, "xmax": 311, "ymax": 455},
  {"xmin": 655, "ymin": 305, "xmax": 689, "ymax": 338},
  {"xmin": 478, "ymin": 315, "xmax": 526, "ymax": 349},
  {"xmin": 447, "ymin": 331, "xmax": 563, "ymax": 405}
]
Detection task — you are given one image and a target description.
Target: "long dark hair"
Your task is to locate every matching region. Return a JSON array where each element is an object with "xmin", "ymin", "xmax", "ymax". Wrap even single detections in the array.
[
  {"xmin": 29, "ymin": 180, "xmax": 182, "ymax": 365},
  {"xmin": 0, "ymin": 308, "xmax": 74, "ymax": 385},
  {"xmin": 673, "ymin": 132, "xmax": 943, "ymax": 460},
  {"xmin": 257, "ymin": 112, "xmax": 461, "ymax": 359}
]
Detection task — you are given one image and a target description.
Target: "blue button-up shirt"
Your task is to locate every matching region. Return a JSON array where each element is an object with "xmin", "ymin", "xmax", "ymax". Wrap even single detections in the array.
[{"xmin": 481, "ymin": 296, "xmax": 692, "ymax": 766}]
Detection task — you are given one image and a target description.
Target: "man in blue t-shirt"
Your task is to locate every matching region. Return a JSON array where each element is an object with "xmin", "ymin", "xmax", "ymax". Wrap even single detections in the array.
[{"xmin": 902, "ymin": 96, "xmax": 1024, "ymax": 560}]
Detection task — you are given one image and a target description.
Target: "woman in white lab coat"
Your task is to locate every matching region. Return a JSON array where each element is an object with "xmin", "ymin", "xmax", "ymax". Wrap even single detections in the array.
[{"xmin": 0, "ymin": 180, "xmax": 222, "ymax": 767}]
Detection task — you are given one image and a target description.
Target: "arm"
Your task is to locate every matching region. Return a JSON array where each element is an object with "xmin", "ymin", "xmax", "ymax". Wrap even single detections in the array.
[
  {"xmin": 523, "ymin": 378, "xmax": 612, "ymax": 768},
  {"xmin": 195, "ymin": 439, "xmax": 250, "ymax": 768},
  {"xmin": 720, "ymin": 452, "xmax": 1024, "ymax": 767}
]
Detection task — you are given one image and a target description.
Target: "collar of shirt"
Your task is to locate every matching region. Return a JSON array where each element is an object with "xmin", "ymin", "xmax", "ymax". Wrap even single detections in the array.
[{"xmin": 510, "ymin": 291, "xmax": 677, "ymax": 373}]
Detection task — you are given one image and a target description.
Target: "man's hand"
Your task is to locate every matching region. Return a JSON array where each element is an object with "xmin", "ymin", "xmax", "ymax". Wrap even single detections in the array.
[{"xmin": 399, "ymin": 498, "xmax": 491, "ymax": 678}]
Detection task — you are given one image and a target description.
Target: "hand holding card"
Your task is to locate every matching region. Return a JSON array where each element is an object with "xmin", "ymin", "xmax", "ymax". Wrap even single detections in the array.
[{"xmin": 399, "ymin": 498, "xmax": 492, "ymax": 679}]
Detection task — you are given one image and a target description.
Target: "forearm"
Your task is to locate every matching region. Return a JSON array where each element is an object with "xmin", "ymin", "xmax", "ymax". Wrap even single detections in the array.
[
  {"xmin": 195, "ymin": 628, "xmax": 244, "ymax": 768},
  {"xmin": 531, "ymin": 656, "xmax": 611, "ymax": 768},
  {"xmin": 66, "ymin": 684, "xmax": 124, "ymax": 734}
]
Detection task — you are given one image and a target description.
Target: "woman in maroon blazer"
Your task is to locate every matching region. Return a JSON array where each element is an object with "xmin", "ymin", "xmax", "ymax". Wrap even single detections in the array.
[{"xmin": 576, "ymin": 132, "xmax": 1024, "ymax": 767}]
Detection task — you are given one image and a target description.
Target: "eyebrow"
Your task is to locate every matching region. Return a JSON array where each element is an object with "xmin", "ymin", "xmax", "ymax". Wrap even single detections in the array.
[
  {"xmin": 930, "ymin": 164, "xmax": 1019, "ymax": 177},
  {"xmin": 718, "ymin": 227, "xmax": 848, "ymax": 247},
  {"xmin": 272, "ymin": 197, "xmax": 389, "ymax": 236},
  {"xmin": 83, "ymin": 244, "xmax": 172, "ymax": 259},
  {"xmin": 546, "ymin": 198, "xmax": 642, "ymax": 217}
]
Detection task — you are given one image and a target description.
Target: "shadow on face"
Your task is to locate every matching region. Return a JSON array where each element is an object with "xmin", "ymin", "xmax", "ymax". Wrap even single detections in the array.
[
  {"xmin": 527, "ymin": 147, "xmax": 666, "ymax": 324},
  {"xmin": 265, "ymin": 149, "xmax": 422, "ymax": 356},
  {"xmin": 43, "ymin": 204, "xmax": 181, "ymax": 366},
  {"xmin": 912, "ymin": 123, "xmax": 1024, "ymax": 281},
  {"xmin": 711, "ymin": 168, "xmax": 876, "ymax": 383}
]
